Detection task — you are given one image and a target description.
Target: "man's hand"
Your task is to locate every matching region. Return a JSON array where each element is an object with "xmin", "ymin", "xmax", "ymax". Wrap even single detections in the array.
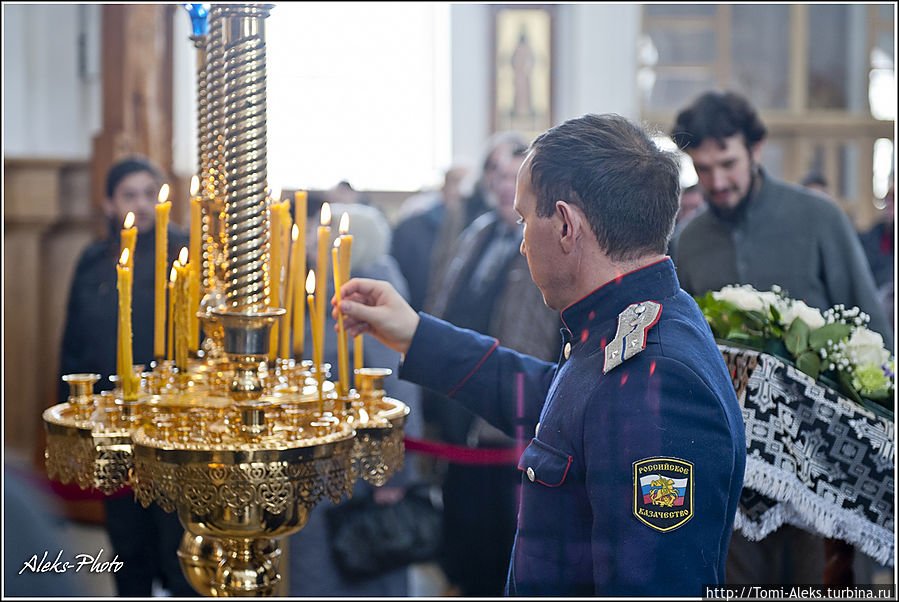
[{"xmin": 332, "ymin": 278, "xmax": 420, "ymax": 354}]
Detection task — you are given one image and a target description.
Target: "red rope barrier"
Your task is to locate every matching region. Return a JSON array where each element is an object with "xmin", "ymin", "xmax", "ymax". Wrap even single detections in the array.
[{"xmin": 403, "ymin": 437, "xmax": 524, "ymax": 466}]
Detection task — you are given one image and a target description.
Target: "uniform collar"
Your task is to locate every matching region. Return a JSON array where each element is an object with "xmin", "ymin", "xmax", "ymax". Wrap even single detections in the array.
[{"xmin": 558, "ymin": 257, "xmax": 679, "ymax": 345}]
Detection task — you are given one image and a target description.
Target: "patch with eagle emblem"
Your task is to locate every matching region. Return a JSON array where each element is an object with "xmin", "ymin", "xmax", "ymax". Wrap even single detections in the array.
[{"xmin": 633, "ymin": 457, "xmax": 693, "ymax": 532}]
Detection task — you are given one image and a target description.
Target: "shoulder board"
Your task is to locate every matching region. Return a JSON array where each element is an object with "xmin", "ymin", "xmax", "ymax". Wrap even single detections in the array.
[{"xmin": 603, "ymin": 301, "xmax": 662, "ymax": 374}]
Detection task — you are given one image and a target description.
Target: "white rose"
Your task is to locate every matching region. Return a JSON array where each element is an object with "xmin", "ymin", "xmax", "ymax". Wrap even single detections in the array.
[
  {"xmin": 845, "ymin": 327, "xmax": 890, "ymax": 366},
  {"xmin": 780, "ymin": 300, "xmax": 826, "ymax": 330},
  {"xmin": 713, "ymin": 285, "xmax": 766, "ymax": 312}
]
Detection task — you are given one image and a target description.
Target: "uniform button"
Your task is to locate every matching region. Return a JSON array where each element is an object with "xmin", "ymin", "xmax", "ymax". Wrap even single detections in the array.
[
  {"xmin": 563, "ymin": 342, "xmax": 571, "ymax": 359},
  {"xmin": 526, "ymin": 467, "xmax": 535, "ymax": 482}
]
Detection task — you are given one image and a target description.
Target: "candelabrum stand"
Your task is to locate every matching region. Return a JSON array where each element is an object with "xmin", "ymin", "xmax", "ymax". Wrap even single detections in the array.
[{"xmin": 43, "ymin": 3, "xmax": 411, "ymax": 596}]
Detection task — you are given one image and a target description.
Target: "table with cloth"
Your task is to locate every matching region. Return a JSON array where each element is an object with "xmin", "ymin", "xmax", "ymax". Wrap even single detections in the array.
[{"xmin": 720, "ymin": 345, "xmax": 894, "ymax": 570}]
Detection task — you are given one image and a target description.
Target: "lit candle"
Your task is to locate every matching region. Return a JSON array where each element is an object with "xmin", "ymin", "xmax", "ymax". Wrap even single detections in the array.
[
  {"xmin": 189, "ymin": 176, "xmax": 202, "ymax": 353},
  {"xmin": 306, "ymin": 270, "xmax": 323, "ymax": 405},
  {"xmin": 316, "ymin": 203, "xmax": 331, "ymax": 375},
  {"xmin": 121, "ymin": 212, "xmax": 137, "ymax": 270},
  {"xmin": 337, "ymin": 213, "xmax": 355, "ymax": 391},
  {"xmin": 293, "ymin": 191, "xmax": 307, "ymax": 358},
  {"xmin": 332, "ymin": 240, "xmax": 349, "ymax": 396},
  {"xmin": 117, "ymin": 248, "xmax": 136, "ymax": 400},
  {"xmin": 280, "ymin": 224, "xmax": 301, "ymax": 360},
  {"xmin": 174, "ymin": 247, "xmax": 191, "ymax": 372},
  {"xmin": 168, "ymin": 266, "xmax": 176, "ymax": 361},
  {"xmin": 154, "ymin": 183, "xmax": 171, "ymax": 359}
]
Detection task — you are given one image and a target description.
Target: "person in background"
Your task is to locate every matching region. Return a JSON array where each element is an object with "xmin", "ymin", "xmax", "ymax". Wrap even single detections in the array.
[
  {"xmin": 670, "ymin": 90, "xmax": 892, "ymax": 586},
  {"xmin": 423, "ymin": 147, "xmax": 560, "ymax": 596},
  {"xmin": 670, "ymin": 90, "xmax": 892, "ymax": 349},
  {"xmin": 288, "ymin": 199, "xmax": 424, "ymax": 596},
  {"xmin": 391, "ymin": 165, "xmax": 470, "ymax": 312},
  {"xmin": 426, "ymin": 132, "xmax": 529, "ymax": 305},
  {"xmin": 799, "ymin": 169, "xmax": 832, "ymax": 197},
  {"xmin": 858, "ymin": 180, "xmax": 895, "ymax": 331},
  {"xmin": 57, "ymin": 156, "xmax": 195, "ymax": 597}
]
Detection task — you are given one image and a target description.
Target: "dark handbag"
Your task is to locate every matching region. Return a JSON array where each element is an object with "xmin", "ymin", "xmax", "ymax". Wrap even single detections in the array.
[{"xmin": 325, "ymin": 484, "xmax": 443, "ymax": 582}]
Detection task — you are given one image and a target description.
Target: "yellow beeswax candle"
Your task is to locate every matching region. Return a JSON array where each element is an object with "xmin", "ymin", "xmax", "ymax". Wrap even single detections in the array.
[
  {"xmin": 268, "ymin": 208, "xmax": 282, "ymax": 362},
  {"xmin": 154, "ymin": 184, "xmax": 171, "ymax": 359},
  {"xmin": 279, "ymin": 201, "xmax": 292, "ymax": 269},
  {"xmin": 316, "ymin": 203, "xmax": 331, "ymax": 367},
  {"xmin": 332, "ymin": 241, "xmax": 349, "ymax": 397},
  {"xmin": 117, "ymin": 248, "xmax": 136, "ymax": 399},
  {"xmin": 174, "ymin": 248, "xmax": 190, "ymax": 372},
  {"xmin": 121, "ymin": 212, "xmax": 137, "ymax": 269},
  {"xmin": 189, "ymin": 176, "xmax": 202, "ymax": 353},
  {"xmin": 168, "ymin": 266, "xmax": 176, "ymax": 361},
  {"xmin": 281, "ymin": 224, "xmax": 301, "ymax": 360},
  {"xmin": 306, "ymin": 269, "xmax": 323, "ymax": 405},
  {"xmin": 293, "ymin": 191, "xmax": 307, "ymax": 358},
  {"xmin": 354, "ymin": 334, "xmax": 364, "ymax": 390}
]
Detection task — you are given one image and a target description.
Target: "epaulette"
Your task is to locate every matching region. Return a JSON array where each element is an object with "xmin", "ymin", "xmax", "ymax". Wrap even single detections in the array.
[{"xmin": 603, "ymin": 301, "xmax": 662, "ymax": 374}]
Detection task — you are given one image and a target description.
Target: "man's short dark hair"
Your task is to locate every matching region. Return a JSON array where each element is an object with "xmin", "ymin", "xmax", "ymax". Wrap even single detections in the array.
[
  {"xmin": 105, "ymin": 156, "xmax": 163, "ymax": 198},
  {"xmin": 670, "ymin": 91, "xmax": 767, "ymax": 151},
  {"xmin": 527, "ymin": 113, "xmax": 681, "ymax": 262}
]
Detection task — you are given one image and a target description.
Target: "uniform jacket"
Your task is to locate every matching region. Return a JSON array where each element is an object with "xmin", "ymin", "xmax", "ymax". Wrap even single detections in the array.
[
  {"xmin": 399, "ymin": 258, "xmax": 746, "ymax": 596},
  {"xmin": 671, "ymin": 168, "xmax": 893, "ymax": 349}
]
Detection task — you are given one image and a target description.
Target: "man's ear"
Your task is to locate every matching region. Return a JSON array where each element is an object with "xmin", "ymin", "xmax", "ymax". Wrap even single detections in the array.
[
  {"xmin": 749, "ymin": 139, "xmax": 765, "ymax": 165},
  {"xmin": 555, "ymin": 200, "xmax": 583, "ymax": 253}
]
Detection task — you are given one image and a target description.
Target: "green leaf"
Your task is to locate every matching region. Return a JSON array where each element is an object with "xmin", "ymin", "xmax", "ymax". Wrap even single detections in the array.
[
  {"xmin": 770, "ymin": 304, "xmax": 782, "ymax": 323},
  {"xmin": 763, "ymin": 338, "xmax": 791, "ymax": 362},
  {"xmin": 836, "ymin": 370, "xmax": 865, "ymax": 405},
  {"xmin": 742, "ymin": 310, "xmax": 767, "ymax": 332},
  {"xmin": 784, "ymin": 318, "xmax": 810, "ymax": 356},
  {"xmin": 727, "ymin": 332, "xmax": 765, "ymax": 350},
  {"xmin": 795, "ymin": 350, "xmax": 821, "ymax": 380},
  {"xmin": 808, "ymin": 323, "xmax": 852, "ymax": 351}
]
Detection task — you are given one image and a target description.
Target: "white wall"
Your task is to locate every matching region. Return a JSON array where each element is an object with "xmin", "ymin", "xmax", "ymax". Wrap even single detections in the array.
[
  {"xmin": 3, "ymin": 3, "xmax": 642, "ymax": 181},
  {"xmin": 449, "ymin": 3, "xmax": 641, "ymax": 170},
  {"xmin": 2, "ymin": 4, "xmax": 101, "ymax": 160},
  {"xmin": 172, "ymin": 8, "xmax": 197, "ymax": 178}
]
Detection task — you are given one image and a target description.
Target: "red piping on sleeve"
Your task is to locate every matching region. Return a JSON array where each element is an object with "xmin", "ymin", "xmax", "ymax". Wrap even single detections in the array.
[{"xmin": 447, "ymin": 338, "xmax": 499, "ymax": 398}]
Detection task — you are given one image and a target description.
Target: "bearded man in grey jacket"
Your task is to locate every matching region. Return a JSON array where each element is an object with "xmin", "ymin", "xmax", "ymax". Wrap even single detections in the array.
[{"xmin": 669, "ymin": 90, "xmax": 893, "ymax": 586}]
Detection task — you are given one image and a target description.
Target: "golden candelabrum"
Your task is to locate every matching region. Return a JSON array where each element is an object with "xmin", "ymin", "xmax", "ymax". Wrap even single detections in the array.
[{"xmin": 43, "ymin": 4, "xmax": 410, "ymax": 597}]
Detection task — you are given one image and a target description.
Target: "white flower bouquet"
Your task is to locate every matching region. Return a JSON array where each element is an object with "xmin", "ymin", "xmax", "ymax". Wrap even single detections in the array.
[{"xmin": 696, "ymin": 284, "xmax": 895, "ymax": 416}]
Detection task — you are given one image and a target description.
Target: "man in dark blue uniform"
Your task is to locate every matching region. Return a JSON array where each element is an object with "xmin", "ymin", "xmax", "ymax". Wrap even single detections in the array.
[{"xmin": 335, "ymin": 114, "xmax": 746, "ymax": 596}]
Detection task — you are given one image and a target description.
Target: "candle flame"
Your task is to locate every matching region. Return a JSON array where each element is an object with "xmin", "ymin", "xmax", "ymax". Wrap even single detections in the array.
[
  {"xmin": 158, "ymin": 183, "xmax": 170, "ymax": 204},
  {"xmin": 292, "ymin": 223, "xmax": 299, "ymax": 241},
  {"xmin": 119, "ymin": 248, "xmax": 130, "ymax": 266},
  {"xmin": 124, "ymin": 212, "xmax": 135, "ymax": 229},
  {"xmin": 334, "ymin": 238, "xmax": 341, "ymax": 249},
  {"xmin": 170, "ymin": 266, "xmax": 177, "ymax": 282},
  {"xmin": 339, "ymin": 212, "xmax": 350, "ymax": 234},
  {"xmin": 179, "ymin": 247, "xmax": 189, "ymax": 264},
  {"xmin": 271, "ymin": 185, "xmax": 282, "ymax": 202},
  {"xmin": 189, "ymin": 175, "xmax": 199, "ymax": 197},
  {"xmin": 306, "ymin": 270, "xmax": 316, "ymax": 294},
  {"xmin": 321, "ymin": 202, "xmax": 331, "ymax": 226}
]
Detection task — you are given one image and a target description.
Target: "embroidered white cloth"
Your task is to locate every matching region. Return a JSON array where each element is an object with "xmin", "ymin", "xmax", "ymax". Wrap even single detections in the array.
[{"xmin": 720, "ymin": 345, "xmax": 894, "ymax": 567}]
